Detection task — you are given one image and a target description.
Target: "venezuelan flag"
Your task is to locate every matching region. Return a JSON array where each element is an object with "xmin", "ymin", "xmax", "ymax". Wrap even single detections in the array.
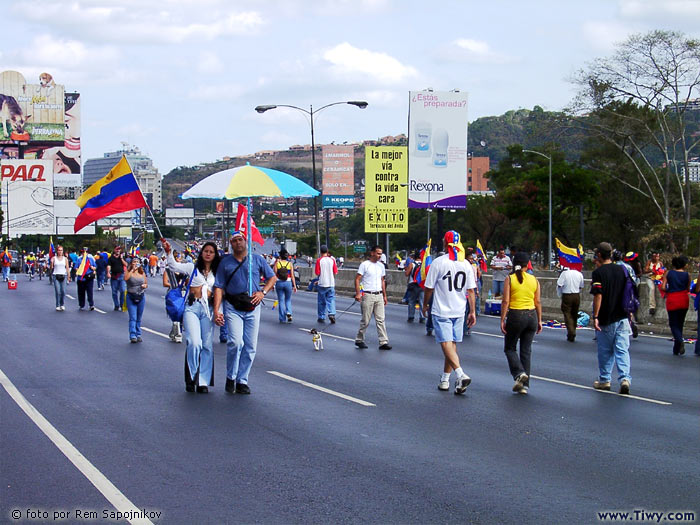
[
  {"xmin": 74, "ymin": 156, "xmax": 147, "ymax": 233},
  {"xmin": 2, "ymin": 247, "xmax": 10, "ymax": 264},
  {"xmin": 48, "ymin": 237, "xmax": 55, "ymax": 259},
  {"xmin": 415, "ymin": 239, "xmax": 432, "ymax": 288},
  {"xmin": 555, "ymin": 238, "xmax": 583, "ymax": 271},
  {"xmin": 475, "ymin": 239, "xmax": 488, "ymax": 272},
  {"xmin": 76, "ymin": 253, "xmax": 90, "ymax": 278}
]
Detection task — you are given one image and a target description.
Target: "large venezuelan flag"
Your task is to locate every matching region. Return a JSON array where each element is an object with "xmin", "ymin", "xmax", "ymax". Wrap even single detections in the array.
[
  {"xmin": 555, "ymin": 238, "xmax": 583, "ymax": 271},
  {"xmin": 74, "ymin": 157, "xmax": 146, "ymax": 233}
]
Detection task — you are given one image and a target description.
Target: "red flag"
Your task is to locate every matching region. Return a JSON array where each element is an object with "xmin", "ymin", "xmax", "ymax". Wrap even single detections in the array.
[{"xmin": 235, "ymin": 203, "xmax": 265, "ymax": 246}]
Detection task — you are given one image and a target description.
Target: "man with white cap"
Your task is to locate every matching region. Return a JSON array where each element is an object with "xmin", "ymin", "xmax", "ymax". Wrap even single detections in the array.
[{"xmin": 213, "ymin": 231, "xmax": 276, "ymax": 395}]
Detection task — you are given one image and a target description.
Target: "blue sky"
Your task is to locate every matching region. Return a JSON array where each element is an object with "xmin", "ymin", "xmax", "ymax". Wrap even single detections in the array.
[{"xmin": 3, "ymin": 0, "xmax": 699, "ymax": 173}]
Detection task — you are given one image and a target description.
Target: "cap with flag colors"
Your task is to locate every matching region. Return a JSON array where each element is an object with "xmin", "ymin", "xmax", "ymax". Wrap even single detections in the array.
[
  {"xmin": 555, "ymin": 238, "xmax": 583, "ymax": 271},
  {"xmin": 74, "ymin": 156, "xmax": 147, "ymax": 233}
]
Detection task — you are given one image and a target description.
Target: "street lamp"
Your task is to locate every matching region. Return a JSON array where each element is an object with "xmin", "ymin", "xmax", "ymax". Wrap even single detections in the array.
[
  {"xmin": 255, "ymin": 101, "xmax": 368, "ymax": 256},
  {"xmin": 523, "ymin": 149, "xmax": 552, "ymax": 269}
]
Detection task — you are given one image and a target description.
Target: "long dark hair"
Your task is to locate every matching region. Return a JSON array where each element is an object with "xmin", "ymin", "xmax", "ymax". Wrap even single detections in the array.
[
  {"xmin": 511, "ymin": 252, "xmax": 530, "ymax": 285},
  {"xmin": 196, "ymin": 241, "xmax": 221, "ymax": 274}
]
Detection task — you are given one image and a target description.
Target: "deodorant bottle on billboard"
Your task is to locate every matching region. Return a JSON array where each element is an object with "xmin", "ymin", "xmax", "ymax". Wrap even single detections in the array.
[
  {"xmin": 432, "ymin": 128, "xmax": 448, "ymax": 167},
  {"xmin": 414, "ymin": 122, "xmax": 432, "ymax": 157}
]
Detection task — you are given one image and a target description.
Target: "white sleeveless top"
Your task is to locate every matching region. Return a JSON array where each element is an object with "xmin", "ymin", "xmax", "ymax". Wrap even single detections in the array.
[{"xmin": 53, "ymin": 255, "xmax": 68, "ymax": 276}]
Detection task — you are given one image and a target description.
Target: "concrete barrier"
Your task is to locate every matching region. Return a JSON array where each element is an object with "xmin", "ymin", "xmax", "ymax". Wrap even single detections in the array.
[{"xmin": 298, "ymin": 267, "xmax": 697, "ymax": 337}]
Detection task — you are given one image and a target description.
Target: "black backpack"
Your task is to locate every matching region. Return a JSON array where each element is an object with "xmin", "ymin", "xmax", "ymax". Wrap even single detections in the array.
[{"xmin": 276, "ymin": 260, "xmax": 290, "ymax": 281}]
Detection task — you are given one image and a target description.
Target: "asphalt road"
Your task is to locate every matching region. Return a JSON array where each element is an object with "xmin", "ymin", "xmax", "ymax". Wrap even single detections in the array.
[{"xmin": 1, "ymin": 276, "xmax": 699, "ymax": 524}]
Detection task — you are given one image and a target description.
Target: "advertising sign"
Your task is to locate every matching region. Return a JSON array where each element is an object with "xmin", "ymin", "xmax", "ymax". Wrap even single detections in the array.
[
  {"xmin": 364, "ymin": 146, "xmax": 408, "ymax": 233},
  {"xmin": 322, "ymin": 145, "xmax": 354, "ymax": 209},
  {"xmin": 0, "ymin": 70, "xmax": 65, "ymax": 145},
  {"xmin": 408, "ymin": 90, "xmax": 468, "ymax": 209},
  {"xmin": 1, "ymin": 160, "xmax": 54, "ymax": 235},
  {"xmin": 54, "ymin": 199, "xmax": 94, "ymax": 235},
  {"xmin": 25, "ymin": 92, "xmax": 81, "ymax": 188}
]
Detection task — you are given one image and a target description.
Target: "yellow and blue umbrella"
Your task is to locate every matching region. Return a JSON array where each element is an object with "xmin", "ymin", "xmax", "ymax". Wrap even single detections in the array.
[
  {"xmin": 181, "ymin": 163, "xmax": 319, "ymax": 294},
  {"xmin": 181, "ymin": 163, "xmax": 319, "ymax": 200}
]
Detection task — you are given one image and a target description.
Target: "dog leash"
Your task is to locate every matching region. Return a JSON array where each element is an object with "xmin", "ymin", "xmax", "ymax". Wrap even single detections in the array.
[{"xmin": 315, "ymin": 299, "xmax": 358, "ymax": 335}]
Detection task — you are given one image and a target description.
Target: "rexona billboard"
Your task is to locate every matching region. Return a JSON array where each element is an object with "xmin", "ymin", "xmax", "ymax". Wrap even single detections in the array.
[
  {"xmin": 1, "ymin": 70, "xmax": 65, "ymax": 145},
  {"xmin": 408, "ymin": 90, "xmax": 468, "ymax": 209}
]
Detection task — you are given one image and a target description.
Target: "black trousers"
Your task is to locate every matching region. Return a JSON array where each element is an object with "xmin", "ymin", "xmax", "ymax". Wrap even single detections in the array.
[
  {"xmin": 668, "ymin": 308, "xmax": 688, "ymax": 354},
  {"xmin": 560, "ymin": 293, "xmax": 580, "ymax": 339},
  {"xmin": 503, "ymin": 309, "xmax": 538, "ymax": 386},
  {"xmin": 77, "ymin": 278, "xmax": 94, "ymax": 308}
]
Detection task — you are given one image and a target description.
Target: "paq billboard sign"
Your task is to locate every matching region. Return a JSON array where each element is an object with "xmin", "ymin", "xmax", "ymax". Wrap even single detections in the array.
[
  {"xmin": 0, "ymin": 159, "xmax": 55, "ymax": 235},
  {"xmin": 1, "ymin": 70, "xmax": 65, "ymax": 145}
]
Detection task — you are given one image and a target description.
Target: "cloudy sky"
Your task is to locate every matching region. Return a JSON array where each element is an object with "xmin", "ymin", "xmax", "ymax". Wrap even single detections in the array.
[{"xmin": 3, "ymin": 0, "xmax": 699, "ymax": 173}]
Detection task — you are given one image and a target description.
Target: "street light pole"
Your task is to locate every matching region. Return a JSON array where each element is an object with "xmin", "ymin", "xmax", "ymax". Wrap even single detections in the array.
[
  {"xmin": 523, "ymin": 149, "xmax": 552, "ymax": 269},
  {"xmin": 255, "ymin": 101, "xmax": 368, "ymax": 257}
]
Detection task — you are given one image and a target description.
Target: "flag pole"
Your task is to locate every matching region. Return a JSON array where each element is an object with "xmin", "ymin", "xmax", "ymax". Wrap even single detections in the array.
[
  {"xmin": 122, "ymin": 156, "xmax": 165, "ymax": 242},
  {"xmin": 247, "ymin": 197, "xmax": 252, "ymax": 295}
]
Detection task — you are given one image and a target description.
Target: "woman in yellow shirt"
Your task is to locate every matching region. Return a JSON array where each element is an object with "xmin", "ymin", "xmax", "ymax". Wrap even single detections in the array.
[{"xmin": 500, "ymin": 252, "xmax": 542, "ymax": 394}]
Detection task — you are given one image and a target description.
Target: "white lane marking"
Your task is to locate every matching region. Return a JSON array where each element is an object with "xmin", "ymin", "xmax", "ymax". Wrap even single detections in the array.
[
  {"xmin": 0, "ymin": 368, "xmax": 154, "ymax": 525},
  {"xmin": 141, "ymin": 327, "xmax": 170, "ymax": 339},
  {"xmin": 298, "ymin": 328, "xmax": 355, "ymax": 342},
  {"xmin": 66, "ymin": 294, "xmax": 75, "ymax": 299},
  {"xmin": 267, "ymin": 370, "xmax": 376, "ymax": 407},
  {"xmin": 470, "ymin": 331, "xmax": 504, "ymax": 339},
  {"xmin": 530, "ymin": 375, "xmax": 672, "ymax": 405},
  {"xmin": 94, "ymin": 307, "xmax": 107, "ymax": 314}
]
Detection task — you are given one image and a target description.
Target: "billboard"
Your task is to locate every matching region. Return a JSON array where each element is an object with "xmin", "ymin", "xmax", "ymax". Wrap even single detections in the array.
[
  {"xmin": 364, "ymin": 146, "xmax": 408, "ymax": 233},
  {"xmin": 0, "ymin": 70, "xmax": 65, "ymax": 145},
  {"xmin": 1, "ymin": 160, "xmax": 54, "ymax": 236},
  {"xmin": 408, "ymin": 90, "xmax": 468, "ymax": 209},
  {"xmin": 165, "ymin": 207, "xmax": 194, "ymax": 226},
  {"xmin": 322, "ymin": 145, "xmax": 354, "ymax": 209},
  {"xmin": 54, "ymin": 199, "xmax": 95, "ymax": 235}
]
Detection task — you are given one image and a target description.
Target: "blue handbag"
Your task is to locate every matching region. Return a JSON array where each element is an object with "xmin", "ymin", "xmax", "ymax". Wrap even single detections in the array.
[{"xmin": 165, "ymin": 268, "xmax": 196, "ymax": 323}]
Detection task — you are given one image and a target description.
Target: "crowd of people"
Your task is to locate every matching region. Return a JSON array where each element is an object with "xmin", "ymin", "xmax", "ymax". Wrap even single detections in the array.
[{"xmin": 3, "ymin": 234, "xmax": 698, "ymax": 398}]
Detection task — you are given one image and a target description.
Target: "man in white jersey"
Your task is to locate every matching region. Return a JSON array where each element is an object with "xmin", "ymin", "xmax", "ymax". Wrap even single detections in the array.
[{"xmin": 423, "ymin": 230, "xmax": 477, "ymax": 394}]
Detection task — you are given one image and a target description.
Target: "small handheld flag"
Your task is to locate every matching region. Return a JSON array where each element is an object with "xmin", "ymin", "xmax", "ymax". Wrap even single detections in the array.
[
  {"xmin": 475, "ymin": 240, "xmax": 488, "ymax": 272},
  {"xmin": 235, "ymin": 203, "xmax": 265, "ymax": 246},
  {"xmin": 49, "ymin": 237, "xmax": 55, "ymax": 259},
  {"xmin": 415, "ymin": 239, "xmax": 432, "ymax": 288},
  {"xmin": 555, "ymin": 238, "xmax": 583, "ymax": 271}
]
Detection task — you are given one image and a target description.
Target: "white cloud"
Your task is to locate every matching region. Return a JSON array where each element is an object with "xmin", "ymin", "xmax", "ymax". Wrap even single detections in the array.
[
  {"xmin": 436, "ymin": 38, "xmax": 514, "ymax": 64},
  {"xmin": 581, "ymin": 21, "xmax": 633, "ymax": 52},
  {"xmin": 197, "ymin": 52, "xmax": 224, "ymax": 74},
  {"xmin": 188, "ymin": 84, "xmax": 247, "ymax": 101},
  {"xmin": 323, "ymin": 42, "xmax": 417, "ymax": 85},
  {"xmin": 619, "ymin": 0, "xmax": 700, "ymax": 20},
  {"xmin": 11, "ymin": 1, "xmax": 264, "ymax": 44}
]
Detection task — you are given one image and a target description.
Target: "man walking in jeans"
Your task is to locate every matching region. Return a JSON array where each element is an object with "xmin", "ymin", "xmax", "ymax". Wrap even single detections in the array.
[
  {"xmin": 354, "ymin": 246, "xmax": 391, "ymax": 350},
  {"xmin": 315, "ymin": 244, "xmax": 337, "ymax": 324},
  {"xmin": 107, "ymin": 246, "xmax": 126, "ymax": 311},
  {"xmin": 591, "ymin": 242, "xmax": 632, "ymax": 395}
]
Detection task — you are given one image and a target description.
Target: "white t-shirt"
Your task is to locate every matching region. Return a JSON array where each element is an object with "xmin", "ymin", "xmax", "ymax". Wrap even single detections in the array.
[
  {"xmin": 557, "ymin": 268, "xmax": 584, "ymax": 294},
  {"xmin": 425, "ymin": 254, "xmax": 477, "ymax": 318},
  {"xmin": 357, "ymin": 260, "xmax": 385, "ymax": 292},
  {"xmin": 315, "ymin": 255, "xmax": 337, "ymax": 288}
]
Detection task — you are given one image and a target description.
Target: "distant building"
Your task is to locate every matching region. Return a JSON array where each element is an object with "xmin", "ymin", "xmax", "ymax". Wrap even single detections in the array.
[
  {"xmin": 83, "ymin": 144, "xmax": 162, "ymax": 211},
  {"xmin": 467, "ymin": 155, "xmax": 490, "ymax": 192},
  {"xmin": 681, "ymin": 160, "xmax": 700, "ymax": 183}
]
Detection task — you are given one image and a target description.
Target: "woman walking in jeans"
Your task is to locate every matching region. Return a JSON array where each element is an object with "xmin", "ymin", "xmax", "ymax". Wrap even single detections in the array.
[
  {"xmin": 50, "ymin": 245, "xmax": 70, "ymax": 310},
  {"xmin": 662, "ymin": 256, "xmax": 691, "ymax": 356},
  {"xmin": 500, "ymin": 252, "xmax": 542, "ymax": 395},
  {"xmin": 273, "ymin": 248, "xmax": 297, "ymax": 323},
  {"xmin": 124, "ymin": 259, "xmax": 148, "ymax": 343}
]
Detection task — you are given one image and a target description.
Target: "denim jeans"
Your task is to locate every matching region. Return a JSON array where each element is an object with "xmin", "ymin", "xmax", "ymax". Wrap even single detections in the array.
[
  {"xmin": 667, "ymin": 309, "xmax": 688, "ymax": 354},
  {"xmin": 596, "ymin": 318, "xmax": 631, "ymax": 383},
  {"xmin": 475, "ymin": 279, "xmax": 482, "ymax": 315},
  {"xmin": 111, "ymin": 276, "xmax": 125, "ymax": 309},
  {"xmin": 223, "ymin": 301, "xmax": 261, "ymax": 384},
  {"xmin": 492, "ymin": 279, "xmax": 505, "ymax": 296},
  {"xmin": 126, "ymin": 293, "xmax": 146, "ymax": 339},
  {"xmin": 2, "ymin": 266, "xmax": 10, "ymax": 281},
  {"xmin": 77, "ymin": 278, "xmax": 94, "ymax": 308},
  {"xmin": 96, "ymin": 269, "xmax": 106, "ymax": 289},
  {"xmin": 183, "ymin": 300, "xmax": 214, "ymax": 386},
  {"xmin": 406, "ymin": 283, "xmax": 424, "ymax": 321},
  {"xmin": 696, "ymin": 315, "xmax": 699, "ymax": 355},
  {"xmin": 53, "ymin": 276, "xmax": 66, "ymax": 307},
  {"xmin": 317, "ymin": 286, "xmax": 336, "ymax": 319},
  {"xmin": 503, "ymin": 309, "xmax": 538, "ymax": 386},
  {"xmin": 275, "ymin": 280, "xmax": 293, "ymax": 322}
]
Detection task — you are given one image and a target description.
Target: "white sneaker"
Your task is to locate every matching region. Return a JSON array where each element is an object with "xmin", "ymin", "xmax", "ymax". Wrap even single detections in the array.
[
  {"xmin": 454, "ymin": 374, "xmax": 471, "ymax": 395},
  {"xmin": 438, "ymin": 378, "xmax": 450, "ymax": 391},
  {"xmin": 513, "ymin": 372, "xmax": 529, "ymax": 392},
  {"xmin": 56, "ymin": 306, "xmax": 61, "ymax": 311},
  {"xmin": 518, "ymin": 386, "xmax": 529, "ymax": 395},
  {"xmin": 60, "ymin": 306, "xmax": 65, "ymax": 311}
]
